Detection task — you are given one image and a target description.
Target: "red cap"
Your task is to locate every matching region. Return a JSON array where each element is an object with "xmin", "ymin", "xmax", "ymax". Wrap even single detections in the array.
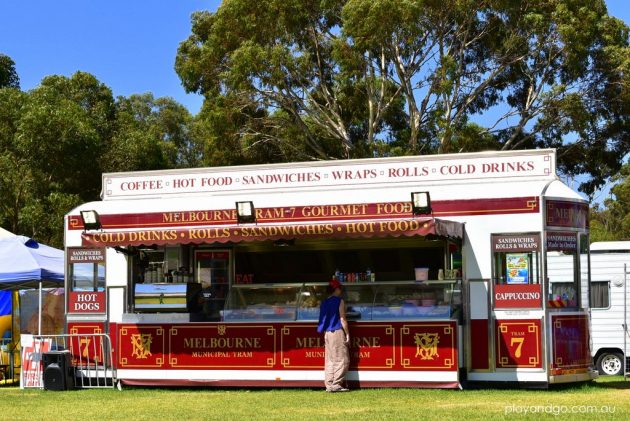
[{"xmin": 329, "ymin": 279, "xmax": 343, "ymax": 290}]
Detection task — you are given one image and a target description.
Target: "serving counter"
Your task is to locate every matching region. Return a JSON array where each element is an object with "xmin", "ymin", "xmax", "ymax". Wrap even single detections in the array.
[{"xmin": 81, "ymin": 279, "xmax": 462, "ymax": 388}]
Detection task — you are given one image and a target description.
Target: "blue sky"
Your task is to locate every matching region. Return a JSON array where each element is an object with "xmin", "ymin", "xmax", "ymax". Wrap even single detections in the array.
[
  {"xmin": 0, "ymin": 1, "xmax": 220, "ymax": 113},
  {"xmin": 1, "ymin": 1, "xmax": 627, "ymax": 115}
]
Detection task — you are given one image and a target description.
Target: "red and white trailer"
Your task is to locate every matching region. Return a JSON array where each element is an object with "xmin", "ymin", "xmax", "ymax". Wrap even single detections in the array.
[{"xmin": 64, "ymin": 149, "xmax": 596, "ymax": 388}]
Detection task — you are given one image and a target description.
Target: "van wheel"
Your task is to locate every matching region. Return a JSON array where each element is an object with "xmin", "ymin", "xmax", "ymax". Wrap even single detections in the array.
[{"xmin": 596, "ymin": 352, "xmax": 624, "ymax": 376}]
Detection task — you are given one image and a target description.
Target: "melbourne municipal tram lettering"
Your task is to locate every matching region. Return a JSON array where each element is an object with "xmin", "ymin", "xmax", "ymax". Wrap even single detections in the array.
[
  {"xmin": 184, "ymin": 337, "xmax": 262, "ymax": 349},
  {"xmin": 295, "ymin": 336, "xmax": 381, "ymax": 349},
  {"xmin": 297, "ymin": 336, "xmax": 381, "ymax": 359}
]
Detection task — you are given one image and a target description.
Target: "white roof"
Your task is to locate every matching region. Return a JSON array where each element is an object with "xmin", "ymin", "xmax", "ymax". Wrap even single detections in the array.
[
  {"xmin": 100, "ymin": 149, "xmax": 558, "ymax": 201},
  {"xmin": 591, "ymin": 242, "xmax": 630, "ymax": 252}
]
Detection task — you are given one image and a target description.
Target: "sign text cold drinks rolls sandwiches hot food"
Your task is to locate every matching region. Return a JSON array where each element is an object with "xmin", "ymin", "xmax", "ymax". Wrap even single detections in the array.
[{"xmin": 81, "ymin": 219, "xmax": 464, "ymax": 247}]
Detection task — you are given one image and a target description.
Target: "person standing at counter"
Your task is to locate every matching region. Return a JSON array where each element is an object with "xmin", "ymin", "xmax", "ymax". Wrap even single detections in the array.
[{"xmin": 317, "ymin": 279, "xmax": 350, "ymax": 392}]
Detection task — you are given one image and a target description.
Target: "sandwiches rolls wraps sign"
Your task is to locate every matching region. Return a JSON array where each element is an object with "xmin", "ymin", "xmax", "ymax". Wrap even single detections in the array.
[
  {"xmin": 67, "ymin": 248, "xmax": 106, "ymax": 314},
  {"xmin": 492, "ymin": 234, "xmax": 540, "ymax": 252},
  {"xmin": 68, "ymin": 247, "xmax": 105, "ymax": 263}
]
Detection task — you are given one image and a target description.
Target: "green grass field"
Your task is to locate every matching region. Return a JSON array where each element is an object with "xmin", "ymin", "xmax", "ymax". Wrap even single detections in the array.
[{"xmin": 1, "ymin": 376, "xmax": 628, "ymax": 420}]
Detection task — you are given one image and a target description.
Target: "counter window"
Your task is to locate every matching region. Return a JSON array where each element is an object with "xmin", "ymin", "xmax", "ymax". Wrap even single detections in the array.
[
  {"xmin": 234, "ymin": 239, "xmax": 455, "ymax": 284},
  {"xmin": 491, "ymin": 233, "xmax": 541, "ymax": 285},
  {"xmin": 68, "ymin": 247, "xmax": 105, "ymax": 292},
  {"xmin": 546, "ymin": 232, "xmax": 579, "ymax": 307},
  {"xmin": 129, "ymin": 245, "xmax": 231, "ymax": 319}
]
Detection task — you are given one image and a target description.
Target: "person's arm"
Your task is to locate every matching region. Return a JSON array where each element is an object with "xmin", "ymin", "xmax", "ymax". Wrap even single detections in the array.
[{"xmin": 339, "ymin": 299, "xmax": 350, "ymax": 344}]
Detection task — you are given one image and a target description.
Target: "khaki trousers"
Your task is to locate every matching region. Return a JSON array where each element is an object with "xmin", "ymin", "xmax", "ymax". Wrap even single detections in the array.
[{"xmin": 324, "ymin": 329, "xmax": 349, "ymax": 390}]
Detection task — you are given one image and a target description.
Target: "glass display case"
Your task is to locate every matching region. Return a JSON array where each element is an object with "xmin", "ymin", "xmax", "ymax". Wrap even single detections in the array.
[
  {"xmin": 223, "ymin": 284, "xmax": 301, "ymax": 321},
  {"xmin": 223, "ymin": 281, "xmax": 461, "ymax": 322},
  {"xmin": 370, "ymin": 281, "xmax": 457, "ymax": 319}
]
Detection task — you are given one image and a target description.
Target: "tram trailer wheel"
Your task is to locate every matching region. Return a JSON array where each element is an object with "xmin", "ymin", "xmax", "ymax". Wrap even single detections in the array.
[{"xmin": 595, "ymin": 352, "xmax": 623, "ymax": 376}]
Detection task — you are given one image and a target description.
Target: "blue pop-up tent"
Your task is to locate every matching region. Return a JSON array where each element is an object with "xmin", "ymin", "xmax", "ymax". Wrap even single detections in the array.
[
  {"xmin": 0, "ymin": 236, "xmax": 63, "ymax": 290},
  {"xmin": 0, "ymin": 234, "xmax": 64, "ymax": 335}
]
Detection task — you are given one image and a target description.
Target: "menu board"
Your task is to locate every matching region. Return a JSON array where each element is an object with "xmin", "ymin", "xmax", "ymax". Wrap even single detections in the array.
[{"xmin": 505, "ymin": 253, "xmax": 529, "ymax": 284}]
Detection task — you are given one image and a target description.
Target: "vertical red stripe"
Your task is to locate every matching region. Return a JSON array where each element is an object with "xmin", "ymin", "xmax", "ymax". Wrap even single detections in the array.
[{"xmin": 470, "ymin": 319, "xmax": 490, "ymax": 369}]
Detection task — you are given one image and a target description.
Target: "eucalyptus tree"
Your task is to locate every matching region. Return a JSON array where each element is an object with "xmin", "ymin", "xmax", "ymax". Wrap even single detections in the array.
[
  {"xmin": 177, "ymin": 0, "xmax": 628, "ymax": 194},
  {"xmin": 591, "ymin": 164, "xmax": 630, "ymax": 242},
  {"xmin": 0, "ymin": 54, "xmax": 19, "ymax": 89}
]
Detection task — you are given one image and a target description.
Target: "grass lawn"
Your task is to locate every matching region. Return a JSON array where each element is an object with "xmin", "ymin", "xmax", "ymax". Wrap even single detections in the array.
[{"xmin": 1, "ymin": 376, "xmax": 628, "ymax": 420}]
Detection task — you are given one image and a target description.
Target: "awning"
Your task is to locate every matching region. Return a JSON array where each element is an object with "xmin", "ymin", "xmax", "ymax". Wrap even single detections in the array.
[
  {"xmin": 81, "ymin": 217, "xmax": 464, "ymax": 247},
  {"xmin": 0, "ymin": 236, "xmax": 64, "ymax": 291}
]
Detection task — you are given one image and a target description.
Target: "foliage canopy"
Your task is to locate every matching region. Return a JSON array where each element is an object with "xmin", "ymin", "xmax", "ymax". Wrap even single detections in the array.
[{"xmin": 176, "ymin": 0, "xmax": 629, "ymax": 195}]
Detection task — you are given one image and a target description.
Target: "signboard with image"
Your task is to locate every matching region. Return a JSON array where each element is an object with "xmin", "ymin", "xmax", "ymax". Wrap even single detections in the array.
[{"xmin": 505, "ymin": 254, "xmax": 529, "ymax": 284}]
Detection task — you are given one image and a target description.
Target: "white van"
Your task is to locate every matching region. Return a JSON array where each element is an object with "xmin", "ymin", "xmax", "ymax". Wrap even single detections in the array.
[{"xmin": 588, "ymin": 242, "xmax": 630, "ymax": 375}]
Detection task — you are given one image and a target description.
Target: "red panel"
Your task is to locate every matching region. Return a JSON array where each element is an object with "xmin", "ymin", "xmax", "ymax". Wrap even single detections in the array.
[
  {"xmin": 279, "ymin": 324, "xmax": 396, "ymax": 370},
  {"xmin": 68, "ymin": 291, "xmax": 106, "ymax": 314},
  {"xmin": 118, "ymin": 325, "xmax": 166, "ymax": 369},
  {"xmin": 113, "ymin": 321, "xmax": 458, "ymax": 372},
  {"xmin": 279, "ymin": 325, "xmax": 324, "ymax": 369},
  {"xmin": 551, "ymin": 314, "xmax": 591, "ymax": 371},
  {"xmin": 493, "ymin": 284, "xmax": 543, "ymax": 309},
  {"xmin": 545, "ymin": 200, "xmax": 588, "ymax": 229},
  {"xmin": 68, "ymin": 197, "xmax": 539, "ymax": 231},
  {"xmin": 350, "ymin": 324, "xmax": 396, "ymax": 369},
  {"xmin": 470, "ymin": 319, "xmax": 489, "ymax": 369},
  {"xmin": 66, "ymin": 323, "xmax": 106, "ymax": 366},
  {"xmin": 399, "ymin": 323, "xmax": 457, "ymax": 371},
  {"xmin": 168, "ymin": 325, "xmax": 277, "ymax": 369},
  {"xmin": 495, "ymin": 319, "xmax": 542, "ymax": 368}
]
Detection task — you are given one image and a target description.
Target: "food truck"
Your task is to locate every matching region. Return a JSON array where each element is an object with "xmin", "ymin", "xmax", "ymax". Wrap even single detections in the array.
[{"xmin": 63, "ymin": 149, "xmax": 596, "ymax": 388}]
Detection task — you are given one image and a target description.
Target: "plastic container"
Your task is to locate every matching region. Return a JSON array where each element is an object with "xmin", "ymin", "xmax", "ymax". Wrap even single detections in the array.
[{"xmin": 414, "ymin": 267, "xmax": 429, "ymax": 281}]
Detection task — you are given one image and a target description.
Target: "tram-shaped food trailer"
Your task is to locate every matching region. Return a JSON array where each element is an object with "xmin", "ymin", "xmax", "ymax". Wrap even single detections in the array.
[{"xmin": 64, "ymin": 149, "xmax": 596, "ymax": 388}]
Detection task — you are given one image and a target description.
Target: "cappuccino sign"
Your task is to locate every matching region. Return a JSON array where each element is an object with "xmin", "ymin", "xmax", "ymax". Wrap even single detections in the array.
[{"xmin": 494, "ymin": 284, "xmax": 543, "ymax": 309}]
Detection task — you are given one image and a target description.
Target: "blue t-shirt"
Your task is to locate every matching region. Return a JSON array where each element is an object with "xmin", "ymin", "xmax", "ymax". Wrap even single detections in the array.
[{"xmin": 317, "ymin": 295, "xmax": 343, "ymax": 333}]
